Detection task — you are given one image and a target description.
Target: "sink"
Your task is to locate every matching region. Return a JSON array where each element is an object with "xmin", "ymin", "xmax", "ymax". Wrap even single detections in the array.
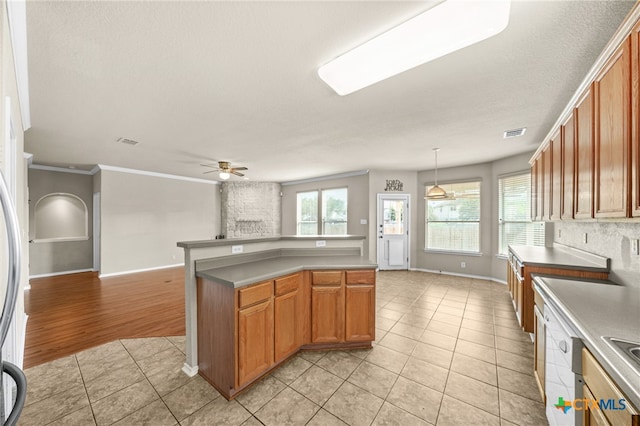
[{"xmin": 603, "ymin": 337, "xmax": 640, "ymax": 373}]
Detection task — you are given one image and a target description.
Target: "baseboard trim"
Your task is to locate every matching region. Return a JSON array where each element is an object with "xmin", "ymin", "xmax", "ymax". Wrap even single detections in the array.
[
  {"xmin": 98, "ymin": 263, "xmax": 184, "ymax": 278},
  {"xmin": 409, "ymin": 268, "xmax": 507, "ymax": 285},
  {"xmin": 182, "ymin": 363, "xmax": 199, "ymax": 377},
  {"xmin": 29, "ymin": 268, "xmax": 94, "ymax": 279}
]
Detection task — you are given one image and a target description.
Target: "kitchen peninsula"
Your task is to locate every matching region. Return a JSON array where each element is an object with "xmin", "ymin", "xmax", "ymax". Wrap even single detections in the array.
[{"xmin": 177, "ymin": 235, "xmax": 376, "ymax": 399}]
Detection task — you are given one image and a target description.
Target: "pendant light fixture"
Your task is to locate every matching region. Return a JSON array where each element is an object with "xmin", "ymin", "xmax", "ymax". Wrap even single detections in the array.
[{"xmin": 425, "ymin": 148, "xmax": 447, "ymax": 199}]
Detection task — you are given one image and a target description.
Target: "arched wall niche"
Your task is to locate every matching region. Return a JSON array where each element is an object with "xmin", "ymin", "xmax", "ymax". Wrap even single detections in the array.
[{"xmin": 34, "ymin": 192, "xmax": 89, "ymax": 242}]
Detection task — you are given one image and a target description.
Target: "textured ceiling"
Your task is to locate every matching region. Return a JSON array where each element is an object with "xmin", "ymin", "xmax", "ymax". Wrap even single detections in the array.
[{"xmin": 24, "ymin": 1, "xmax": 636, "ymax": 183}]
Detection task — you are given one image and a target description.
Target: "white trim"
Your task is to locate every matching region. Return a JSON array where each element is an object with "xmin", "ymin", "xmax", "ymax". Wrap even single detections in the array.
[
  {"xmin": 90, "ymin": 165, "xmax": 101, "ymax": 175},
  {"xmin": 29, "ymin": 164, "xmax": 94, "ymax": 175},
  {"xmin": 410, "ymin": 267, "xmax": 507, "ymax": 285},
  {"xmin": 29, "ymin": 268, "xmax": 94, "ymax": 279},
  {"xmin": 281, "ymin": 169, "xmax": 369, "ymax": 186},
  {"xmin": 98, "ymin": 263, "xmax": 184, "ymax": 278},
  {"xmin": 33, "ymin": 236, "xmax": 89, "ymax": 243},
  {"xmin": 182, "ymin": 363, "xmax": 199, "ymax": 377},
  {"xmin": 97, "ymin": 164, "xmax": 220, "ymax": 185},
  {"xmin": 6, "ymin": 0, "xmax": 31, "ymax": 130},
  {"xmin": 531, "ymin": 3, "xmax": 640, "ymax": 163}
]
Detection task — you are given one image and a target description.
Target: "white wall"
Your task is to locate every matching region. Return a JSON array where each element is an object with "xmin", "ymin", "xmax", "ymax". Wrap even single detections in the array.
[{"xmin": 99, "ymin": 169, "xmax": 220, "ymax": 276}]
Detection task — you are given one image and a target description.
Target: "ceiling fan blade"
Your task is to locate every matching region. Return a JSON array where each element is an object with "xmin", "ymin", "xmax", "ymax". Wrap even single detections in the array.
[
  {"xmin": 231, "ymin": 171, "xmax": 245, "ymax": 177},
  {"xmin": 232, "ymin": 167, "xmax": 248, "ymax": 171},
  {"xmin": 202, "ymin": 170, "xmax": 218, "ymax": 174},
  {"xmin": 200, "ymin": 164, "xmax": 219, "ymax": 169}
]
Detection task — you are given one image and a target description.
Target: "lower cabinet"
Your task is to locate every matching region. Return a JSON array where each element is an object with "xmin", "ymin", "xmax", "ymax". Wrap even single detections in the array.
[
  {"xmin": 311, "ymin": 270, "xmax": 376, "ymax": 344},
  {"xmin": 582, "ymin": 347, "xmax": 639, "ymax": 426},
  {"xmin": 197, "ymin": 268, "xmax": 375, "ymax": 400},
  {"xmin": 238, "ymin": 298, "xmax": 273, "ymax": 387}
]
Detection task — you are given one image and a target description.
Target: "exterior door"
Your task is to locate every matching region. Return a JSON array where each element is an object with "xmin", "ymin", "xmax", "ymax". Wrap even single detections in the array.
[{"xmin": 377, "ymin": 194, "xmax": 409, "ymax": 270}]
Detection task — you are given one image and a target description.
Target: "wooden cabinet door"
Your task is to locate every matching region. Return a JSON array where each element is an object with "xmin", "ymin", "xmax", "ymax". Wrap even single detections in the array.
[
  {"xmin": 575, "ymin": 87, "xmax": 595, "ymax": 219},
  {"xmin": 632, "ymin": 21, "xmax": 640, "ymax": 217},
  {"xmin": 551, "ymin": 132, "xmax": 562, "ymax": 220},
  {"xmin": 583, "ymin": 384, "xmax": 611, "ymax": 426},
  {"xmin": 237, "ymin": 299, "xmax": 274, "ymax": 387},
  {"xmin": 542, "ymin": 145, "xmax": 552, "ymax": 220},
  {"xmin": 594, "ymin": 37, "xmax": 631, "ymax": 218},
  {"xmin": 531, "ymin": 157, "xmax": 540, "ymax": 221},
  {"xmin": 274, "ymin": 289, "xmax": 299, "ymax": 363},
  {"xmin": 533, "ymin": 304, "xmax": 545, "ymax": 403},
  {"xmin": 311, "ymin": 285, "xmax": 344, "ymax": 343},
  {"xmin": 345, "ymin": 285, "xmax": 375, "ymax": 342},
  {"xmin": 561, "ymin": 115, "xmax": 575, "ymax": 219}
]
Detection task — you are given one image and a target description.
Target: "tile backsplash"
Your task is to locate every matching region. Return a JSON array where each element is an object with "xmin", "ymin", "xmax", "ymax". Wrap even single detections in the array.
[{"xmin": 554, "ymin": 221, "xmax": 640, "ymax": 288}]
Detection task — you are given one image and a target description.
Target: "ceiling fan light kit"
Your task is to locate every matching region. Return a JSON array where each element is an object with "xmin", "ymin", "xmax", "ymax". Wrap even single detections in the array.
[
  {"xmin": 201, "ymin": 161, "xmax": 248, "ymax": 181},
  {"xmin": 318, "ymin": 0, "xmax": 511, "ymax": 95}
]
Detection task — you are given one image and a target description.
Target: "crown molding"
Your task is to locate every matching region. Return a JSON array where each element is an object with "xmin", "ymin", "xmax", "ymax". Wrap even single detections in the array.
[{"xmin": 281, "ymin": 169, "xmax": 369, "ymax": 186}]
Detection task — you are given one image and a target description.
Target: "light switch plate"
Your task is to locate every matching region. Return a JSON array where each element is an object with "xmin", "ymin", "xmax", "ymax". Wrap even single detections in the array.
[
  {"xmin": 315, "ymin": 240, "xmax": 326, "ymax": 247},
  {"xmin": 360, "ymin": 219, "xmax": 367, "ymax": 225},
  {"xmin": 583, "ymin": 233, "xmax": 588, "ymax": 244},
  {"xmin": 231, "ymin": 245, "xmax": 243, "ymax": 254},
  {"xmin": 632, "ymin": 239, "xmax": 640, "ymax": 256}
]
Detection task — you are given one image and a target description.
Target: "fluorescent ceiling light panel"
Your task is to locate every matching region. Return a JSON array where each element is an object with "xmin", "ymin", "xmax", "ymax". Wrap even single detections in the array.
[{"xmin": 318, "ymin": 0, "xmax": 511, "ymax": 96}]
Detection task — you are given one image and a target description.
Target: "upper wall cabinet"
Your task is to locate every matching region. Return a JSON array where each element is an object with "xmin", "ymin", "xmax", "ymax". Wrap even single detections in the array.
[
  {"xmin": 632, "ymin": 21, "xmax": 640, "ymax": 217},
  {"xmin": 561, "ymin": 114, "xmax": 575, "ymax": 219},
  {"xmin": 574, "ymin": 87, "xmax": 595, "ymax": 219},
  {"xmin": 594, "ymin": 37, "xmax": 631, "ymax": 218},
  {"xmin": 551, "ymin": 131, "xmax": 562, "ymax": 221}
]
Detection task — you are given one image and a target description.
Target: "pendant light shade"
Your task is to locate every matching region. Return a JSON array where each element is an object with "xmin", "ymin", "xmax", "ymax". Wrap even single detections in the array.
[{"xmin": 425, "ymin": 148, "xmax": 447, "ymax": 199}]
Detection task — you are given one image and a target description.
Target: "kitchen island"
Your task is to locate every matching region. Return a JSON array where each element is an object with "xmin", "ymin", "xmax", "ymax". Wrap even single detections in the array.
[{"xmin": 177, "ymin": 235, "xmax": 376, "ymax": 399}]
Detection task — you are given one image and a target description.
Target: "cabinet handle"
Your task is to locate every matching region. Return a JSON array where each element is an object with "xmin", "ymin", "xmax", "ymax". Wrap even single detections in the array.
[{"xmin": 559, "ymin": 340, "xmax": 568, "ymax": 353}]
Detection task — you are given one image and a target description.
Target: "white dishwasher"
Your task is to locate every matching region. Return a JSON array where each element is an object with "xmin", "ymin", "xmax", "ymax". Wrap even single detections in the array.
[{"xmin": 545, "ymin": 302, "xmax": 584, "ymax": 426}]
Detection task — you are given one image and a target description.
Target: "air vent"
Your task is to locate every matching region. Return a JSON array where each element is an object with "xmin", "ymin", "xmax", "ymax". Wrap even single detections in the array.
[
  {"xmin": 116, "ymin": 137, "xmax": 140, "ymax": 146},
  {"xmin": 503, "ymin": 128, "xmax": 527, "ymax": 138}
]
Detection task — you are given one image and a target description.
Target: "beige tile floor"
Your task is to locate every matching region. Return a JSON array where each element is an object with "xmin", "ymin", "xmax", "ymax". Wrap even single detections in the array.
[{"xmin": 20, "ymin": 271, "xmax": 548, "ymax": 426}]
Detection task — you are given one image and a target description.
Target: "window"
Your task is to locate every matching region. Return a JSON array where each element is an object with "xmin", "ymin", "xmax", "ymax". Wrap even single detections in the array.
[
  {"xmin": 425, "ymin": 181, "xmax": 480, "ymax": 253},
  {"xmin": 296, "ymin": 188, "xmax": 348, "ymax": 235},
  {"xmin": 498, "ymin": 173, "xmax": 545, "ymax": 255}
]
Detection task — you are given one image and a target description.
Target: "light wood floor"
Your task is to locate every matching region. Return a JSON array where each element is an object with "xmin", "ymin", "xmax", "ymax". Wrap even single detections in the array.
[{"xmin": 24, "ymin": 267, "xmax": 186, "ymax": 369}]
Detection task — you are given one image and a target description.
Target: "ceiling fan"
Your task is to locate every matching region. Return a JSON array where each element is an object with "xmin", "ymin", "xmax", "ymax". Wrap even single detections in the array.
[{"xmin": 201, "ymin": 161, "xmax": 248, "ymax": 180}]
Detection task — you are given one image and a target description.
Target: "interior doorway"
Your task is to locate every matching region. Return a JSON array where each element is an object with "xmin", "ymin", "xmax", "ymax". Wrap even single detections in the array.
[{"xmin": 376, "ymin": 194, "xmax": 409, "ymax": 270}]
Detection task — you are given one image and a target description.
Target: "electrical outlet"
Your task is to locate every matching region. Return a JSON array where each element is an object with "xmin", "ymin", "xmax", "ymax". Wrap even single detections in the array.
[
  {"xmin": 632, "ymin": 239, "xmax": 640, "ymax": 256},
  {"xmin": 316, "ymin": 240, "xmax": 326, "ymax": 247},
  {"xmin": 360, "ymin": 219, "xmax": 367, "ymax": 225},
  {"xmin": 461, "ymin": 262, "xmax": 466, "ymax": 268},
  {"xmin": 231, "ymin": 245, "xmax": 243, "ymax": 254},
  {"xmin": 583, "ymin": 233, "xmax": 588, "ymax": 244}
]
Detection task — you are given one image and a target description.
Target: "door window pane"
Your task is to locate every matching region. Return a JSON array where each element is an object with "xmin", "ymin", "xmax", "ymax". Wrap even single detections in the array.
[{"xmin": 383, "ymin": 200, "xmax": 404, "ymax": 235}]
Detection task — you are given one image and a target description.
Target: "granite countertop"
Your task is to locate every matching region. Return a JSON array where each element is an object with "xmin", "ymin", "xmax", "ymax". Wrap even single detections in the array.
[
  {"xmin": 509, "ymin": 244, "xmax": 610, "ymax": 272},
  {"xmin": 196, "ymin": 255, "xmax": 377, "ymax": 288},
  {"xmin": 533, "ymin": 275, "xmax": 640, "ymax": 410}
]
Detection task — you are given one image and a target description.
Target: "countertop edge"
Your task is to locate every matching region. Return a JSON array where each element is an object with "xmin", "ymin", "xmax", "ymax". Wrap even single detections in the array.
[
  {"xmin": 533, "ymin": 276, "xmax": 640, "ymax": 410},
  {"xmin": 178, "ymin": 235, "xmax": 367, "ymax": 249},
  {"xmin": 196, "ymin": 257, "xmax": 377, "ymax": 288}
]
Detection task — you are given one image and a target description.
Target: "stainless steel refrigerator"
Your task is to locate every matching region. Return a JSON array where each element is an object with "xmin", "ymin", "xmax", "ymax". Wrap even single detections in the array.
[{"xmin": 0, "ymin": 169, "xmax": 26, "ymax": 425}]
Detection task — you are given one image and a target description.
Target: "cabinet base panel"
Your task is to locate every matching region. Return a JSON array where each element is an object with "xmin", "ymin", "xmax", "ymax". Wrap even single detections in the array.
[{"xmin": 200, "ymin": 340, "xmax": 373, "ymax": 400}]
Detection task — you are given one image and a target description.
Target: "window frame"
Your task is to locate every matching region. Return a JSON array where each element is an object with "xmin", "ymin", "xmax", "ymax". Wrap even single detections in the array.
[
  {"xmin": 296, "ymin": 186, "xmax": 348, "ymax": 236},
  {"xmin": 424, "ymin": 179, "xmax": 482, "ymax": 255},
  {"xmin": 497, "ymin": 171, "xmax": 545, "ymax": 257}
]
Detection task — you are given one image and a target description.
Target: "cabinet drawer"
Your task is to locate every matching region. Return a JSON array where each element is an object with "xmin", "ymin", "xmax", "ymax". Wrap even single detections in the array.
[
  {"xmin": 311, "ymin": 271, "xmax": 342, "ymax": 286},
  {"xmin": 533, "ymin": 285, "xmax": 544, "ymax": 314},
  {"xmin": 238, "ymin": 281, "xmax": 273, "ymax": 309},
  {"xmin": 346, "ymin": 270, "xmax": 375, "ymax": 285},
  {"xmin": 582, "ymin": 347, "xmax": 639, "ymax": 425},
  {"xmin": 275, "ymin": 273, "xmax": 300, "ymax": 296}
]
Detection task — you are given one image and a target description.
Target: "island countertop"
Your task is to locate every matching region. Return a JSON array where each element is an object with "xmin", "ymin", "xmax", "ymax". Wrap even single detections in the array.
[
  {"xmin": 197, "ymin": 254, "xmax": 377, "ymax": 288},
  {"xmin": 533, "ymin": 275, "xmax": 640, "ymax": 410}
]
